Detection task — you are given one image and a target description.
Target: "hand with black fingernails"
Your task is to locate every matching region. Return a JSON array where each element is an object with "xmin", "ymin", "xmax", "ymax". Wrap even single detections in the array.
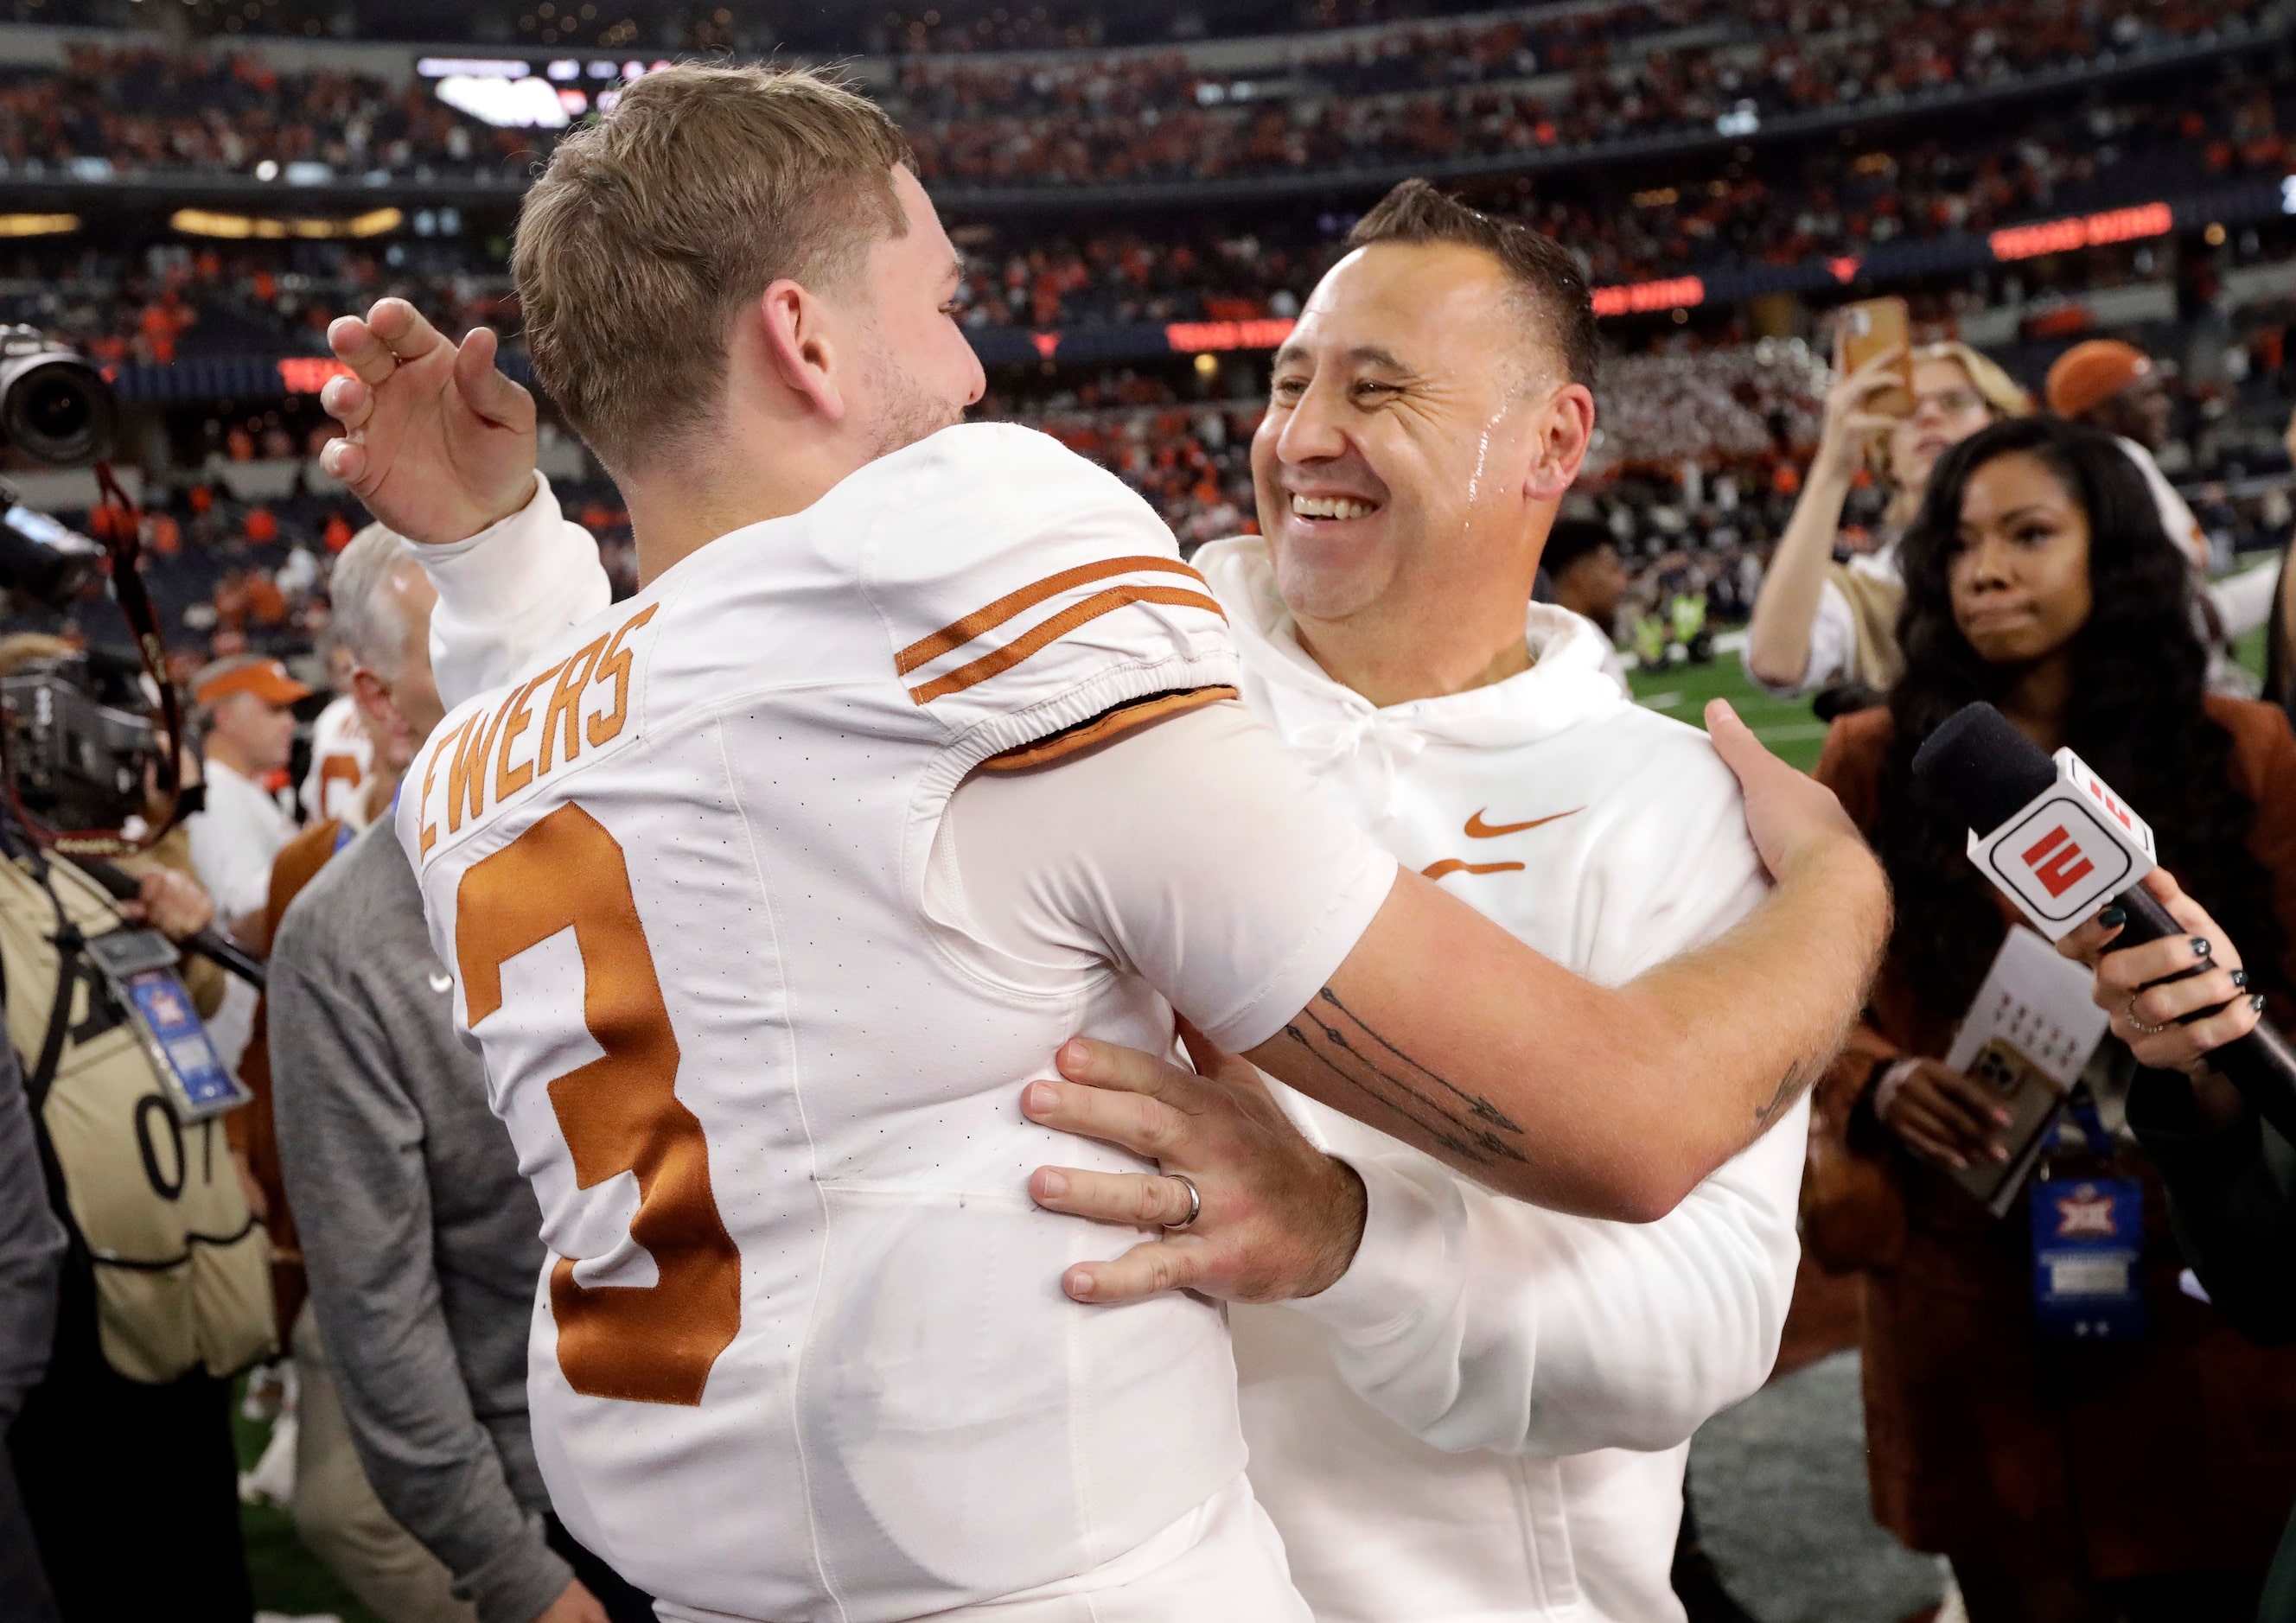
[{"xmin": 2058, "ymin": 869, "xmax": 2262, "ymax": 1126}]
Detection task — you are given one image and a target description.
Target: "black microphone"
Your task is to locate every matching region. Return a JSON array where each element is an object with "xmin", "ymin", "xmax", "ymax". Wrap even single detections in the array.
[
  {"xmin": 1913, "ymin": 701, "xmax": 2296, "ymax": 1144},
  {"xmin": 74, "ymin": 856, "xmax": 266, "ymax": 992}
]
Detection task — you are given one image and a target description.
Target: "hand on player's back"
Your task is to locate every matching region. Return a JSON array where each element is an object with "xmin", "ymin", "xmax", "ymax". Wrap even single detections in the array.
[
  {"xmin": 1022, "ymin": 1024, "xmax": 1368, "ymax": 1307},
  {"xmin": 1704, "ymin": 698, "xmax": 1870, "ymax": 887},
  {"xmin": 320, "ymin": 297, "xmax": 540, "ymax": 545}
]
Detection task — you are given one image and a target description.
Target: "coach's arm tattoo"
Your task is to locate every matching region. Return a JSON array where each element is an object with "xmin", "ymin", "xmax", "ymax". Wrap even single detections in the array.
[
  {"xmin": 1752, "ymin": 1060, "xmax": 1808, "ymax": 1130},
  {"xmin": 1279, "ymin": 986, "xmax": 1527, "ymax": 1166}
]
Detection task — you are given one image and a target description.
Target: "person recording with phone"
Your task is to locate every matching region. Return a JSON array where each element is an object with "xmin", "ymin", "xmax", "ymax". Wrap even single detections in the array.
[
  {"xmin": 1806, "ymin": 415, "xmax": 2296, "ymax": 1621},
  {"xmin": 1744, "ymin": 301, "xmax": 2030, "ymax": 700}
]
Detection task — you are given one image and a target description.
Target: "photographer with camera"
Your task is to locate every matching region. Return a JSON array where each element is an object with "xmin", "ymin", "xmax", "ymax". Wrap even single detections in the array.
[{"xmin": 0, "ymin": 328, "xmax": 280, "ymax": 1619}]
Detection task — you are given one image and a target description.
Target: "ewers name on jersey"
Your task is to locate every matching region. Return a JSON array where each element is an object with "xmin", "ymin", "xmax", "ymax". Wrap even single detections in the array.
[{"xmin": 394, "ymin": 425, "xmax": 1255, "ymax": 1622}]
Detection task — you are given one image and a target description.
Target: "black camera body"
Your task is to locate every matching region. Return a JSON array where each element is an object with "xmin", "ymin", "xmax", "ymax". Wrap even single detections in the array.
[
  {"xmin": 0, "ymin": 331, "xmax": 156, "ymax": 836},
  {"xmin": 1, "ymin": 651, "xmax": 160, "ymax": 834}
]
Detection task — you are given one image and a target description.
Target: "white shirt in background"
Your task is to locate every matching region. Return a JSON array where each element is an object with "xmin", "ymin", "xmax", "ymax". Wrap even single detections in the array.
[
  {"xmin": 188, "ymin": 757, "xmax": 296, "ymax": 924},
  {"xmin": 1196, "ymin": 536, "xmax": 1808, "ymax": 1623},
  {"xmin": 298, "ymin": 692, "xmax": 373, "ymax": 829},
  {"xmin": 2121, "ymin": 433, "xmax": 2208, "ymax": 571}
]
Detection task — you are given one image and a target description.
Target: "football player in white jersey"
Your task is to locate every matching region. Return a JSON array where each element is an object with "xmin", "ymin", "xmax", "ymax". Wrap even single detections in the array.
[{"xmin": 316, "ymin": 66, "xmax": 1885, "ymax": 1623}]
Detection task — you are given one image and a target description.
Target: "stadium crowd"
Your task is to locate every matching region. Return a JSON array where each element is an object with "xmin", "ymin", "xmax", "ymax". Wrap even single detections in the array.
[
  {"xmin": 0, "ymin": 58, "xmax": 2281, "ymax": 375},
  {"xmin": 29, "ymin": 306, "xmax": 2296, "ymax": 712},
  {"xmin": 0, "ymin": 46, "xmax": 537, "ymax": 179},
  {"xmin": 896, "ymin": 0, "xmax": 2266, "ymax": 187},
  {"xmin": 0, "ymin": 0, "xmax": 2267, "ymax": 198},
  {"xmin": 12, "ymin": 23, "xmax": 2296, "ymax": 1618}
]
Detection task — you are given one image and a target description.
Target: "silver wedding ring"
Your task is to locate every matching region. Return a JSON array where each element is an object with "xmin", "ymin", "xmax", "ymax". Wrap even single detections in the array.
[
  {"xmin": 2125, "ymin": 994, "xmax": 2167, "ymax": 1036},
  {"xmin": 1164, "ymin": 1173, "xmax": 1202, "ymax": 1232}
]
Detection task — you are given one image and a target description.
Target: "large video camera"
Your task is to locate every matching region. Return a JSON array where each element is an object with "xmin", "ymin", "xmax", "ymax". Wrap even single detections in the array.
[
  {"xmin": 0, "ymin": 329, "xmax": 162, "ymax": 839},
  {"xmin": 2, "ymin": 646, "xmax": 158, "ymax": 833}
]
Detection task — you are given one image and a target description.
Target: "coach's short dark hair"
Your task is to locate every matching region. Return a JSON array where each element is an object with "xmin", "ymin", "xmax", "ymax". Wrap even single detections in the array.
[{"xmin": 1348, "ymin": 179, "xmax": 1598, "ymax": 388}]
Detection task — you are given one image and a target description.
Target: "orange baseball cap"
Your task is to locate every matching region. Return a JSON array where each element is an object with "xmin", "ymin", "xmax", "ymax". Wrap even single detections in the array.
[
  {"xmin": 2044, "ymin": 339, "xmax": 2152, "ymax": 418},
  {"xmin": 193, "ymin": 655, "xmax": 310, "ymax": 709}
]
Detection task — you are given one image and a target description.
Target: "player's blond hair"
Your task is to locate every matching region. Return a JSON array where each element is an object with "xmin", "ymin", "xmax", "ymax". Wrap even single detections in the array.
[{"xmin": 513, "ymin": 63, "xmax": 912, "ymax": 474}]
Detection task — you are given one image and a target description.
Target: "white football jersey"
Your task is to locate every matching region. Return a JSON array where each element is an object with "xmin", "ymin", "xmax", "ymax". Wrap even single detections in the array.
[
  {"xmin": 399, "ymin": 425, "xmax": 1327, "ymax": 1621},
  {"xmin": 300, "ymin": 691, "xmax": 373, "ymax": 828}
]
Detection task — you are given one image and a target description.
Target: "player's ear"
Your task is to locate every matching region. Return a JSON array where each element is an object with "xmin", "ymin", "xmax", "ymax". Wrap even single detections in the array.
[
  {"xmin": 754, "ymin": 278, "xmax": 846, "ymax": 422},
  {"xmin": 1521, "ymin": 382, "xmax": 1595, "ymax": 504}
]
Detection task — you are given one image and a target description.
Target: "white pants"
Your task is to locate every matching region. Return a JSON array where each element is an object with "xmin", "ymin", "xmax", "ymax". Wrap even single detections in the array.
[{"xmin": 666, "ymin": 1473, "xmax": 1309, "ymax": 1623}]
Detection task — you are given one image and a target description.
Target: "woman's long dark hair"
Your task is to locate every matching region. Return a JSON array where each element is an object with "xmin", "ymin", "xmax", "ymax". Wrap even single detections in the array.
[{"xmin": 1874, "ymin": 416, "xmax": 2283, "ymax": 1019}]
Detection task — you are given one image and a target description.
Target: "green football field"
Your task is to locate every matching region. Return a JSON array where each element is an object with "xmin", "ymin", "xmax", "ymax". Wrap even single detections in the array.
[
  {"xmin": 1629, "ymin": 621, "xmax": 2274, "ymax": 775},
  {"xmin": 1626, "ymin": 648, "xmax": 1835, "ymax": 772}
]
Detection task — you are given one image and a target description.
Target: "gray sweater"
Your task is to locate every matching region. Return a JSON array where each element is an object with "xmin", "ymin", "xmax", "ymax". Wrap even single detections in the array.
[{"xmin": 270, "ymin": 821, "xmax": 570, "ymax": 1623}]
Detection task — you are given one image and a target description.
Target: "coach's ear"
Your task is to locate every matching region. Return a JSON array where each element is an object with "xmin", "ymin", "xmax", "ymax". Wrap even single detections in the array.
[
  {"xmin": 1521, "ymin": 381, "xmax": 1596, "ymax": 504},
  {"xmin": 753, "ymin": 277, "xmax": 848, "ymax": 422}
]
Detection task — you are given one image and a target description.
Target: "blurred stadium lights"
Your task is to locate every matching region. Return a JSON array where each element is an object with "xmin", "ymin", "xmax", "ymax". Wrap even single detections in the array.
[
  {"xmin": 277, "ymin": 358, "xmax": 354, "ymax": 395},
  {"xmin": 1988, "ymin": 201, "xmax": 2173, "ymax": 262},
  {"xmin": 427, "ymin": 54, "xmax": 661, "ymax": 126},
  {"xmin": 416, "ymin": 57, "xmax": 530, "ymax": 78},
  {"xmin": 436, "ymin": 73, "xmax": 571, "ymax": 128},
  {"xmin": 1592, "ymin": 277, "xmax": 1706, "ymax": 318},
  {"xmin": 169, "ymin": 207, "xmax": 404, "ymax": 239},
  {"xmin": 1165, "ymin": 318, "xmax": 1295, "ymax": 353},
  {"xmin": 0, "ymin": 215, "xmax": 78, "ymax": 239}
]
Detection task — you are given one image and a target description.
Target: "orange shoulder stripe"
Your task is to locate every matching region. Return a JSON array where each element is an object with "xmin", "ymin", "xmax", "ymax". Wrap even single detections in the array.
[
  {"xmin": 908, "ymin": 583, "xmax": 1226, "ymax": 706},
  {"xmin": 896, "ymin": 555, "xmax": 1209, "ymax": 677},
  {"xmin": 981, "ymin": 685, "xmax": 1239, "ymax": 771}
]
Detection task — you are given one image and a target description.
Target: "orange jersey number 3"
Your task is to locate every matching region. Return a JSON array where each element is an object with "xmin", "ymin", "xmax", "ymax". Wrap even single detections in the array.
[{"xmin": 456, "ymin": 802, "xmax": 741, "ymax": 1405}]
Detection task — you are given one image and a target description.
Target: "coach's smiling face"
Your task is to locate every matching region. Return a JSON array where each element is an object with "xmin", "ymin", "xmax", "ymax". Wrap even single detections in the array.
[{"xmin": 1253, "ymin": 239, "xmax": 1594, "ymax": 698}]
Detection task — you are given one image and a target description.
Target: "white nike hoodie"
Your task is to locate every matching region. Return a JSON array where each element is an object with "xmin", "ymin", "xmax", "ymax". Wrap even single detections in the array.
[{"xmin": 1197, "ymin": 537, "xmax": 1809, "ymax": 1623}]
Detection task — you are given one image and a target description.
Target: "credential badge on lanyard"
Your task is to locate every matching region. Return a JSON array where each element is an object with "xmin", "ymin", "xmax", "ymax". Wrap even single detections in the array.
[
  {"xmin": 80, "ymin": 927, "xmax": 250, "ymax": 1123},
  {"xmin": 2028, "ymin": 1102, "xmax": 2143, "ymax": 1342}
]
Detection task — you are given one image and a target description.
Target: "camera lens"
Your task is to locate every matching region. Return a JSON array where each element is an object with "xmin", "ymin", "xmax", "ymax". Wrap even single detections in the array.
[
  {"xmin": 22, "ymin": 375, "xmax": 88, "ymax": 444},
  {"xmin": 0, "ymin": 353, "xmax": 117, "ymax": 467}
]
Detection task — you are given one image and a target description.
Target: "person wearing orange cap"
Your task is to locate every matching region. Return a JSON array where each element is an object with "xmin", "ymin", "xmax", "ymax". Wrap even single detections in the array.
[
  {"xmin": 2047, "ymin": 338, "xmax": 2281, "ymax": 685},
  {"xmin": 186, "ymin": 653, "xmax": 309, "ymax": 945},
  {"xmin": 2044, "ymin": 339, "xmax": 2204, "ymax": 562}
]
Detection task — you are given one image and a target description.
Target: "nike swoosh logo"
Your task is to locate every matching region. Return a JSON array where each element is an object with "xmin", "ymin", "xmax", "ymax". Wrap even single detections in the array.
[
  {"xmin": 1464, "ymin": 807, "xmax": 1584, "ymax": 839},
  {"xmin": 428, "ymin": 972, "xmax": 454, "ymax": 994},
  {"xmin": 1422, "ymin": 858, "xmax": 1527, "ymax": 882}
]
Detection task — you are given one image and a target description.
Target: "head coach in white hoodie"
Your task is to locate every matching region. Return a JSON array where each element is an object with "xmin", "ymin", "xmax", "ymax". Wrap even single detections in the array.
[{"xmin": 1021, "ymin": 180, "xmax": 1809, "ymax": 1622}]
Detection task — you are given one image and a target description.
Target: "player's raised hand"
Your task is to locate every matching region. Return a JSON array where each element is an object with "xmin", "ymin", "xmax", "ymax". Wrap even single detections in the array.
[{"xmin": 319, "ymin": 298, "xmax": 538, "ymax": 545}]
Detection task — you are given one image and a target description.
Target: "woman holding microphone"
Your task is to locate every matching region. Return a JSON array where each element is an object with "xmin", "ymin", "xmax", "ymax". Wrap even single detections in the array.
[{"xmin": 1807, "ymin": 413, "xmax": 2296, "ymax": 1622}]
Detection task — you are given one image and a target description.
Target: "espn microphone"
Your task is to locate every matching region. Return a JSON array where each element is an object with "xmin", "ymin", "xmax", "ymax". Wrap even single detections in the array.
[
  {"xmin": 75, "ymin": 855, "xmax": 266, "ymax": 992},
  {"xmin": 1911, "ymin": 701, "xmax": 2296, "ymax": 1143}
]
